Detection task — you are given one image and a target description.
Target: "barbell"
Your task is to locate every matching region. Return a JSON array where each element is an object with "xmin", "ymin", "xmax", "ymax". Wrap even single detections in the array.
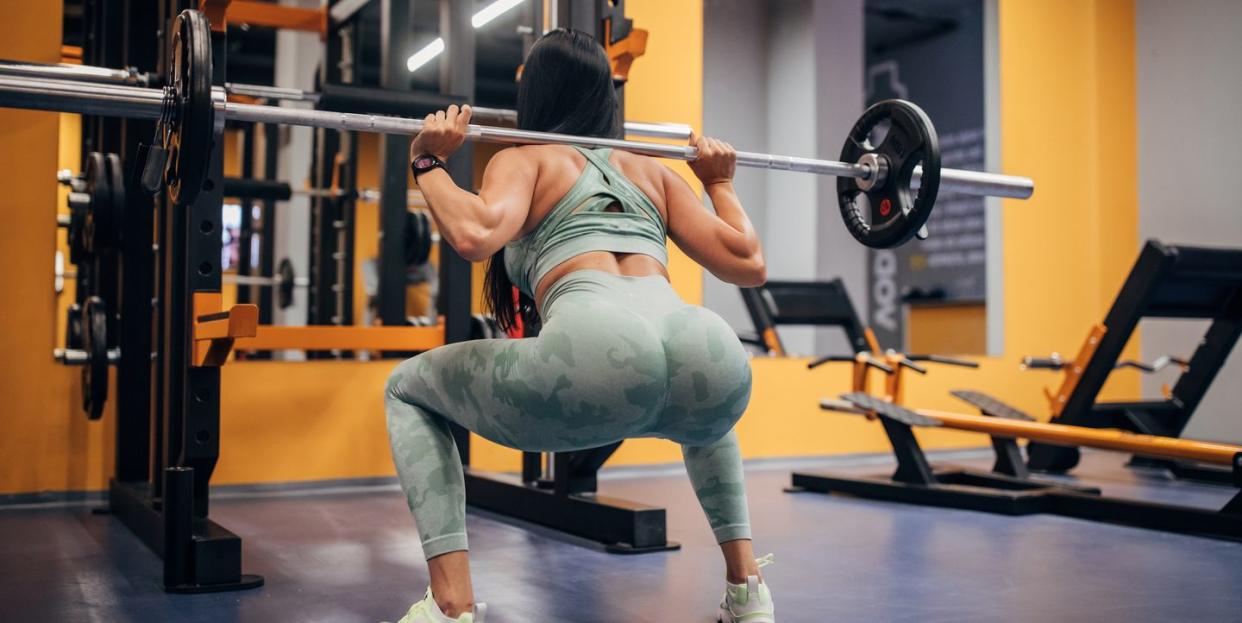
[
  {"xmin": 0, "ymin": 10, "xmax": 1035, "ymax": 248},
  {"xmin": 0, "ymin": 60, "xmax": 693, "ymax": 141}
]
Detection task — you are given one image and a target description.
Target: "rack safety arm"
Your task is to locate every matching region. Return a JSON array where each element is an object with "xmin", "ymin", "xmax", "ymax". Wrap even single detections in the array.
[{"xmin": 192, "ymin": 293, "xmax": 259, "ymax": 367}]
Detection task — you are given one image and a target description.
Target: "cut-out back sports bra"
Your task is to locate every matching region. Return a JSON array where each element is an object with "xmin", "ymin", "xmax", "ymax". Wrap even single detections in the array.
[{"xmin": 504, "ymin": 146, "xmax": 668, "ymax": 300}]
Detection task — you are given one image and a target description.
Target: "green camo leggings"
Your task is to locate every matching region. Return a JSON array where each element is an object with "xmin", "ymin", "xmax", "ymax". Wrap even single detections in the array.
[{"xmin": 385, "ymin": 270, "xmax": 753, "ymax": 559}]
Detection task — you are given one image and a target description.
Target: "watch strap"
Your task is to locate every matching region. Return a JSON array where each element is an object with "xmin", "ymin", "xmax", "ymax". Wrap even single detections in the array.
[{"xmin": 410, "ymin": 153, "xmax": 445, "ymax": 178}]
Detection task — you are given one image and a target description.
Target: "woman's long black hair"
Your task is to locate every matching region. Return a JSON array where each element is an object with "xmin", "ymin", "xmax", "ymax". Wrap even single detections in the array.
[{"xmin": 483, "ymin": 28, "xmax": 624, "ymax": 332}]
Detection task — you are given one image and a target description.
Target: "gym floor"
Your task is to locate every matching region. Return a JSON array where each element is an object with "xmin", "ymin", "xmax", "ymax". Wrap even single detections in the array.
[{"xmin": 2, "ymin": 451, "xmax": 1240, "ymax": 623}]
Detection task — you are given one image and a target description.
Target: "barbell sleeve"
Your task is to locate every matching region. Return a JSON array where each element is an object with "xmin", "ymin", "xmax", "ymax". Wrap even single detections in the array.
[
  {"xmin": 0, "ymin": 59, "xmax": 149, "ymax": 86},
  {"xmin": 0, "ymin": 73, "xmax": 1035, "ymax": 200},
  {"xmin": 226, "ymin": 274, "xmax": 311, "ymax": 287},
  {"xmin": 53, "ymin": 347, "xmax": 121, "ymax": 365},
  {"xmin": 0, "ymin": 75, "xmax": 164, "ymax": 119}
]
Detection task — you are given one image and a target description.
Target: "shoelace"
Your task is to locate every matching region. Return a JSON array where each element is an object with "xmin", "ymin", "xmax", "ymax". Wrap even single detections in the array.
[{"xmin": 755, "ymin": 553, "xmax": 775, "ymax": 569}]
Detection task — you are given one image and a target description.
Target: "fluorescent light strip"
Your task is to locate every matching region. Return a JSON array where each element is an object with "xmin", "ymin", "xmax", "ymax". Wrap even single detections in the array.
[
  {"xmin": 472, "ymin": 0, "xmax": 526, "ymax": 28},
  {"xmin": 408, "ymin": 0, "xmax": 526, "ymax": 73},
  {"xmin": 406, "ymin": 37, "xmax": 445, "ymax": 72}
]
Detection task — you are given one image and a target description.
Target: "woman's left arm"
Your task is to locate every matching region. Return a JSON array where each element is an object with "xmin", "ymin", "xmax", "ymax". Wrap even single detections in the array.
[{"xmin": 411, "ymin": 104, "xmax": 535, "ymax": 261}]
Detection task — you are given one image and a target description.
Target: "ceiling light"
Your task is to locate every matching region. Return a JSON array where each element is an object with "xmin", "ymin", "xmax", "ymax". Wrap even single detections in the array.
[
  {"xmin": 472, "ymin": 0, "xmax": 526, "ymax": 28},
  {"xmin": 406, "ymin": 37, "xmax": 445, "ymax": 73},
  {"xmin": 408, "ymin": 0, "xmax": 526, "ymax": 73}
]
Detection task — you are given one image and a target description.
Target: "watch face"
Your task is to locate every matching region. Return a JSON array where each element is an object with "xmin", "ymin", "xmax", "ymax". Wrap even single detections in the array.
[{"xmin": 415, "ymin": 156, "xmax": 435, "ymax": 169}]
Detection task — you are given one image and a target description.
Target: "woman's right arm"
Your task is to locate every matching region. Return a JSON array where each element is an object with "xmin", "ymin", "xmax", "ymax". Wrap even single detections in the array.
[{"xmin": 664, "ymin": 135, "xmax": 766, "ymax": 286}]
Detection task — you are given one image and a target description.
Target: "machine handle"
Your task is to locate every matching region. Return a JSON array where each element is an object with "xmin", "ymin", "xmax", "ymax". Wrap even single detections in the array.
[
  {"xmin": 908, "ymin": 354, "xmax": 980, "ymax": 368},
  {"xmin": 898, "ymin": 358, "xmax": 928, "ymax": 375},
  {"xmin": 1021, "ymin": 355, "xmax": 1065, "ymax": 371},
  {"xmin": 807, "ymin": 354, "xmax": 858, "ymax": 370},
  {"xmin": 1114, "ymin": 356, "xmax": 1190, "ymax": 373}
]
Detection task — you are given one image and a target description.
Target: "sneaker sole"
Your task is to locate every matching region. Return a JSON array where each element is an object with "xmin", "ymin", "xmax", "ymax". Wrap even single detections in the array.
[{"xmin": 718, "ymin": 608, "xmax": 775, "ymax": 623}]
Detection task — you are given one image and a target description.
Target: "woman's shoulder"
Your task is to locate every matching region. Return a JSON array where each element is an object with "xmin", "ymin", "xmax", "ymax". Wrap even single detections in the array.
[
  {"xmin": 489, "ymin": 144, "xmax": 584, "ymax": 169},
  {"xmin": 610, "ymin": 149, "xmax": 667, "ymax": 180}
]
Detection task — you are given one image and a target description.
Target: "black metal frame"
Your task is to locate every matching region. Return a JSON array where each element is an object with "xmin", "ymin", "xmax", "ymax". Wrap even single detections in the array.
[
  {"xmin": 1026, "ymin": 240, "xmax": 1242, "ymax": 476},
  {"xmin": 739, "ymin": 278, "xmax": 871, "ymax": 355},
  {"xmin": 306, "ymin": 2, "xmax": 360, "ymax": 346},
  {"xmin": 791, "ymin": 399, "xmax": 1242, "ymax": 541},
  {"xmin": 93, "ymin": 0, "xmax": 264, "ymax": 593}
]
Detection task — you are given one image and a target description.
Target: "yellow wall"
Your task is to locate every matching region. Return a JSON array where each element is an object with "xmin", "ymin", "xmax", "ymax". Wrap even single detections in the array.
[
  {"xmin": 909, "ymin": 304, "xmax": 987, "ymax": 354},
  {"xmin": 0, "ymin": 2, "xmax": 117, "ymax": 496},
  {"xmin": 1, "ymin": 0, "xmax": 1144, "ymax": 494}
]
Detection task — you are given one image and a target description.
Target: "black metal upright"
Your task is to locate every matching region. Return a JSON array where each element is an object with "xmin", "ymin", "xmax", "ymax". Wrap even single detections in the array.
[
  {"xmin": 103, "ymin": 0, "xmax": 159, "ymax": 484},
  {"xmin": 377, "ymin": 0, "xmax": 416, "ymax": 328},
  {"xmin": 236, "ymin": 123, "xmax": 256, "ymax": 306},
  {"xmin": 258, "ymin": 121, "xmax": 279, "ymax": 326},
  {"xmin": 308, "ymin": 4, "xmax": 355, "ymax": 335},
  {"xmin": 80, "ymin": 0, "xmax": 127, "ymax": 163},
  {"xmin": 439, "ymin": 0, "xmax": 478, "ymax": 463}
]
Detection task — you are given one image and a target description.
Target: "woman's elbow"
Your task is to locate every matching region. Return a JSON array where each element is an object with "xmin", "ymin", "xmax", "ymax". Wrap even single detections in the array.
[
  {"xmin": 733, "ymin": 254, "xmax": 766, "ymax": 287},
  {"xmin": 445, "ymin": 226, "xmax": 497, "ymax": 262}
]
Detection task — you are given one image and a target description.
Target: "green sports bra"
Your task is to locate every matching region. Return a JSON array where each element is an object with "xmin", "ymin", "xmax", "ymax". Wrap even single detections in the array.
[{"xmin": 504, "ymin": 146, "xmax": 668, "ymax": 300}]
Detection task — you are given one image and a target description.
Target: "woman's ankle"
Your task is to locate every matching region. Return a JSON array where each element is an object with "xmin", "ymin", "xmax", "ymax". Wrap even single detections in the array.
[
  {"xmin": 434, "ymin": 595, "xmax": 473, "ymax": 619},
  {"xmin": 429, "ymin": 580, "xmax": 475, "ymax": 618},
  {"xmin": 726, "ymin": 566, "xmax": 761, "ymax": 585},
  {"xmin": 427, "ymin": 550, "xmax": 474, "ymax": 618},
  {"xmin": 720, "ymin": 538, "xmax": 760, "ymax": 584}
]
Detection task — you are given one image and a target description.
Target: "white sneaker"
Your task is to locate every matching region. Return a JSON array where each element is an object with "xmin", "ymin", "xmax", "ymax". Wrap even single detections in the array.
[
  {"xmin": 718, "ymin": 553, "xmax": 776, "ymax": 623},
  {"xmin": 390, "ymin": 588, "xmax": 487, "ymax": 623}
]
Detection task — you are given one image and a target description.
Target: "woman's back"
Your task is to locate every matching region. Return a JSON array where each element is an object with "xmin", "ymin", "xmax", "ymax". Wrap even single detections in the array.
[
  {"xmin": 517, "ymin": 145, "xmax": 668, "ymax": 232},
  {"xmin": 503, "ymin": 145, "xmax": 672, "ymax": 309}
]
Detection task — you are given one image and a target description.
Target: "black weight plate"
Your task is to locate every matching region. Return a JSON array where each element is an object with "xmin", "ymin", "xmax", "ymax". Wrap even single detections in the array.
[
  {"xmin": 104, "ymin": 153, "xmax": 125, "ymax": 249},
  {"xmin": 165, "ymin": 9, "xmax": 214, "ymax": 206},
  {"xmin": 414, "ymin": 211, "xmax": 432, "ymax": 266},
  {"xmin": 277, "ymin": 257, "xmax": 296, "ymax": 310},
  {"xmin": 74, "ymin": 263, "xmax": 94, "ymax": 302},
  {"xmin": 66, "ymin": 303, "xmax": 83, "ymax": 350},
  {"xmin": 82, "ymin": 153, "xmax": 107, "ymax": 256},
  {"xmin": 81, "ymin": 296, "xmax": 109, "ymax": 420},
  {"xmin": 837, "ymin": 99, "xmax": 940, "ymax": 249},
  {"xmin": 67, "ymin": 179, "xmax": 90, "ymax": 264}
]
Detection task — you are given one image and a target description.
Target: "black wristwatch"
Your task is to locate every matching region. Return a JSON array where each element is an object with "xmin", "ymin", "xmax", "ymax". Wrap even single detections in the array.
[{"xmin": 410, "ymin": 153, "xmax": 446, "ymax": 179}]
